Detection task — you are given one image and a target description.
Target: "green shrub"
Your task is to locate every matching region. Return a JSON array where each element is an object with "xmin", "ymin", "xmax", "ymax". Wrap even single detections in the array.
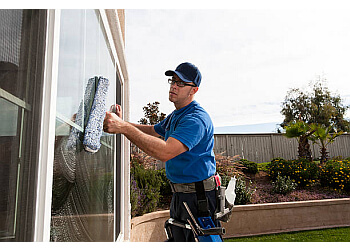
[
  {"xmin": 267, "ymin": 158, "xmax": 319, "ymax": 187},
  {"xmin": 130, "ymin": 159, "xmax": 162, "ymax": 217},
  {"xmin": 234, "ymin": 176, "xmax": 255, "ymax": 205},
  {"xmin": 319, "ymin": 160, "xmax": 350, "ymax": 191},
  {"xmin": 272, "ymin": 174, "xmax": 297, "ymax": 195},
  {"xmin": 157, "ymin": 168, "xmax": 172, "ymax": 206},
  {"xmin": 239, "ymin": 159, "xmax": 258, "ymax": 174},
  {"xmin": 257, "ymin": 162, "xmax": 270, "ymax": 172},
  {"xmin": 266, "ymin": 158, "xmax": 291, "ymax": 179}
]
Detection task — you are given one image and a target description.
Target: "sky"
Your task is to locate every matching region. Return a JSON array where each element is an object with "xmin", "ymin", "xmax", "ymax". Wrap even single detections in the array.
[
  {"xmin": 125, "ymin": 7, "xmax": 350, "ymax": 130},
  {"xmin": 7, "ymin": 1, "xmax": 350, "ymax": 131}
]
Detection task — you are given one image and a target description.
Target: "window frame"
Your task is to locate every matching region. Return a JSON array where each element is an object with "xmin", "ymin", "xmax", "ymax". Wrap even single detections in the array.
[
  {"xmin": 34, "ymin": 9, "xmax": 129, "ymax": 242},
  {"xmin": 0, "ymin": 9, "xmax": 48, "ymax": 242}
]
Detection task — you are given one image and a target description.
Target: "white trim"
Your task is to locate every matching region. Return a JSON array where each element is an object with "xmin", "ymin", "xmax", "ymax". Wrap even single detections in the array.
[
  {"xmin": 98, "ymin": 10, "xmax": 124, "ymax": 241},
  {"xmin": 121, "ymin": 41, "xmax": 130, "ymax": 242},
  {"xmin": 34, "ymin": 9, "xmax": 61, "ymax": 242},
  {"xmin": 112, "ymin": 10, "xmax": 131, "ymax": 242},
  {"xmin": 103, "ymin": 9, "xmax": 131, "ymax": 242}
]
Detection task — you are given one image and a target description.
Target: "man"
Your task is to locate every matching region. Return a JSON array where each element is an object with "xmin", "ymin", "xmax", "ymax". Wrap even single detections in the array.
[{"xmin": 103, "ymin": 62, "xmax": 218, "ymax": 241}]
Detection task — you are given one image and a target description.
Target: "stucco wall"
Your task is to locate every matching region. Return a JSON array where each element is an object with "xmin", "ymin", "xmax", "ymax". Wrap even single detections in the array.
[
  {"xmin": 130, "ymin": 210, "xmax": 170, "ymax": 242},
  {"xmin": 116, "ymin": 9, "xmax": 125, "ymax": 44},
  {"xmin": 130, "ymin": 198, "xmax": 350, "ymax": 242}
]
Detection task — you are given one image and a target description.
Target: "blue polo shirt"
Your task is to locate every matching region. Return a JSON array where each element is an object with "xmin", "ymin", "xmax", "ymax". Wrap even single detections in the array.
[{"xmin": 154, "ymin": 101, "xmax": 216, "ymax": 184}]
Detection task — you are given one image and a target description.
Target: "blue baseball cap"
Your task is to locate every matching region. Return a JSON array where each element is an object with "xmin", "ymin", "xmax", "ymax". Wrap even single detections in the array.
[{"xmin": 165, "ymin": 62, "xmax": 202, "ymax": 87}]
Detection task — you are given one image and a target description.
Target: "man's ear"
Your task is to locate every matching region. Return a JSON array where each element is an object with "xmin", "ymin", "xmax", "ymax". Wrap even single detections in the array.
[{"xmin": 191, "ymin": 87, "xmax": 199, "ymax": 95}]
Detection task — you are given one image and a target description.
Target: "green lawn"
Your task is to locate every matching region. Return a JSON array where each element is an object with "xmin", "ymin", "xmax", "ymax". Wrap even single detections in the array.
[{"xmin": 224, "ymin": 227, "xmax": 350, "ymax": 242}]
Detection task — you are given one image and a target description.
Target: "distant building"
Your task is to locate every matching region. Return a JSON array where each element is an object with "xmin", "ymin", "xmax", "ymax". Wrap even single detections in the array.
[{"xmin": 0, "ymin": 9, "xmax": 130, "ymax": 242}]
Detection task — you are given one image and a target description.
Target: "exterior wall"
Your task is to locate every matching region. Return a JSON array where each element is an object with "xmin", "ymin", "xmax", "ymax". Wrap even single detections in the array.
[
  {"xmin": 129, "ymin": 198, "xmax": 350, "ymax": 242},
  {"xmin": 222, "ymin": 198, "xmax": 350, "ymax": 238},
  {"xmin": 116, "ymin": 10, "xmax": 125, "ymax": 44},
  {"xmin": 130, "ymin": 210, "xmax": 170, "ymax": 242}
]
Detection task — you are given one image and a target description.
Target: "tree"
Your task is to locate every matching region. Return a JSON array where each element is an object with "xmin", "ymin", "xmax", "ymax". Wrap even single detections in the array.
[
  {"xmin": 281, "ymin": 76, "xmax": 349, "ymax": 161},
  {"xmin": 281, "ymin": 76, "xmax": 350, "ymax": 132},
  {"xmin": 309, "ymin": 124, "xmax": 343, "ymax": 164},
  {"xmin": 284, "ymin": 121, "xmax": 315, "ymax": 161},
  {"xmin": 138, "ymin": 101, "xmax": 166, "ymax": 125}
]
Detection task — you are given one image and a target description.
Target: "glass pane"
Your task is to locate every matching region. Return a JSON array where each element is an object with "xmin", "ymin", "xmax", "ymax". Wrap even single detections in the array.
[
  {"xmin": 50, "ymin": 10, "xmax": 116, "ymax": 242},
  {"xmin": 0, "ymin": 9, "xmax": 21, "ymax": 99},
  {"xmin": 0, "ymin": 98, "xmax": 20, "ymax": 239},
  {"xmin": 0, "ymin": 9, "xmax": 27, "ymax": 100}
]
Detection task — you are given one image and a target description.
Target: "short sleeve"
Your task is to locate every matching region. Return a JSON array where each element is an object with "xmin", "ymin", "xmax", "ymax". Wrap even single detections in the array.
[
  {"xmin": 154, "ymin": 120, "xmax": 165, "ymax": 137},
  {"xmin": 154, "ymin": 112, "xmax": 174, "ymax": 137},
  {"xmin": 169, "ymin": 115, "xmax": 205, "ymax": 151}
]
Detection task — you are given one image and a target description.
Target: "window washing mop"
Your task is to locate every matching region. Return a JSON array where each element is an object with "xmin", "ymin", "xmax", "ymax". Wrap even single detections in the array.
[
  {"xmin": 65, "ymin": 76, "xmax": 109, "ymax": 154},
  {"xmin": 83, "ymin": 77, "xmax": 110, "ymax": 153},
  {"xmin": 61, "ymin": 76, "xmax": 109, "ymax": 183}
]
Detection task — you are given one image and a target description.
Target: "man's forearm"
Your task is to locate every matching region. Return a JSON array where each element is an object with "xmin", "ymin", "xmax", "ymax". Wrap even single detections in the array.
[
  {"xmin": 103, "ymin": 112, "xmax": 187, "ymax": 161},
  {"xmin": 123, "ymin": 123, "xmax": 168, "ymax": 161},
  {"xmin": 127, "ymin": 122, "xmax": 159, "ymax": 137}
]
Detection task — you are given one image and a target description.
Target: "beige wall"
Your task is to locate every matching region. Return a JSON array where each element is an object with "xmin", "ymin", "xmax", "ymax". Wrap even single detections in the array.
[
  {"xmin": 117, "ymin": 10, "xmax": 125, "ymax": 45},
  {"xmin": 222, "ymin": 198, "xmax": 350, "ymax": 238},
  {"xmin": 130, "ymin": 210, "xmax": 170, "ymax": 242},
  {"xmin": 130, "ymin": 198, "xmax": 350, "ymax": 242}
]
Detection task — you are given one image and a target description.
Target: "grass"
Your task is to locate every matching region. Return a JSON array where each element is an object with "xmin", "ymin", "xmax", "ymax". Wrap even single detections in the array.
[{"xmin": 224, "ymin": 227, "xmax": 350, "ymax": 242}]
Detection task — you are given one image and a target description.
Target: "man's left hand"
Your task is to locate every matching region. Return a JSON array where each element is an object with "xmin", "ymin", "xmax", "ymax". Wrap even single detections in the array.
[{"xmin": 103, "ymin": 111, "xmax": 126, "ymax": 134}]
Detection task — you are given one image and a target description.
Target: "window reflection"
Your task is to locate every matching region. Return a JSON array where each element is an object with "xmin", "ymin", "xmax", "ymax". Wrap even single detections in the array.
[{"xmin": 50, "ymin": 10, "xmax": 116, "ymax": 242}]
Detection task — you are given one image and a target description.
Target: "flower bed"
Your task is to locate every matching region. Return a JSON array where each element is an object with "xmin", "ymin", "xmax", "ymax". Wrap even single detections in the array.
[
  {"xmin": 250, "ymin": 171, "xmax": 349, "ymax": 204},
  {"xmin": 320, "ymin": 160, "xmax": 350, "ymax": 191}
]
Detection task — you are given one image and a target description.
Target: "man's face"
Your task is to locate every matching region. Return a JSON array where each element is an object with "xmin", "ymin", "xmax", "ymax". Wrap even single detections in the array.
[{"xmin": 168, "ymin": 74, "xmax": 195, "ymax": 105}]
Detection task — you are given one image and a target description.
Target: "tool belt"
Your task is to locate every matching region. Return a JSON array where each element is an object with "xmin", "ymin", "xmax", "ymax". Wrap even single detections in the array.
[
  {"xmin": 169, "ymin": 174, "xmax": 234, "ymax": 222},
  {"xmin": 169, "ymin": 176, "xmax": 216, "ymax": 194}
]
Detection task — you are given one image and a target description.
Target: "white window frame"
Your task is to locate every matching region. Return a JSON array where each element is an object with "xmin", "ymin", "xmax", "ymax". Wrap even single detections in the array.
[
  {"xmin": 99, "ymin": 9, "xmax": 130, "ymax": 242},
  {"xmin": 34, "ymin": 9, "xmax": 61, "ymax": 242}
]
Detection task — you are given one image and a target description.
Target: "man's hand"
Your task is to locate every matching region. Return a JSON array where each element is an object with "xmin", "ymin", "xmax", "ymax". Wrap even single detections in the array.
[
  {"xmin": 110, "ymin": 104, "xmax": 122, "ymax": 118},
  {"xmin": 103, "ymin": 111, "xmax": 126, "ymax": 134}
]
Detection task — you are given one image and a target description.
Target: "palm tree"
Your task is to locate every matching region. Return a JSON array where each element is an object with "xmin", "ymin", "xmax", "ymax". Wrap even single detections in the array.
[
  {"xmin": 309, "ymin": 124, "xmax": 343, "ymax": 164},
  {"xmin": 284, "ymin": 121, "xmax": 316, "ymax": 161}
]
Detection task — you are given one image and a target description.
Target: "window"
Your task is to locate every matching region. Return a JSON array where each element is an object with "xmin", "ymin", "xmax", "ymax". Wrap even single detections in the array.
[
  {"xmin": 0, "ymin": 9, "xmax": 47, "ymax": 241},
  {"xmin": 50, "ymin": 10, "xmax": 117, "ymax": 242}
]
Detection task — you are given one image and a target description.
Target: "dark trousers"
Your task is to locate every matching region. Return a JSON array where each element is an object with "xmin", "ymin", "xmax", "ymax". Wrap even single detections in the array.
[{"xmin": 169, "ymin": 189, "xmax": 220, "ymax": 242}]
